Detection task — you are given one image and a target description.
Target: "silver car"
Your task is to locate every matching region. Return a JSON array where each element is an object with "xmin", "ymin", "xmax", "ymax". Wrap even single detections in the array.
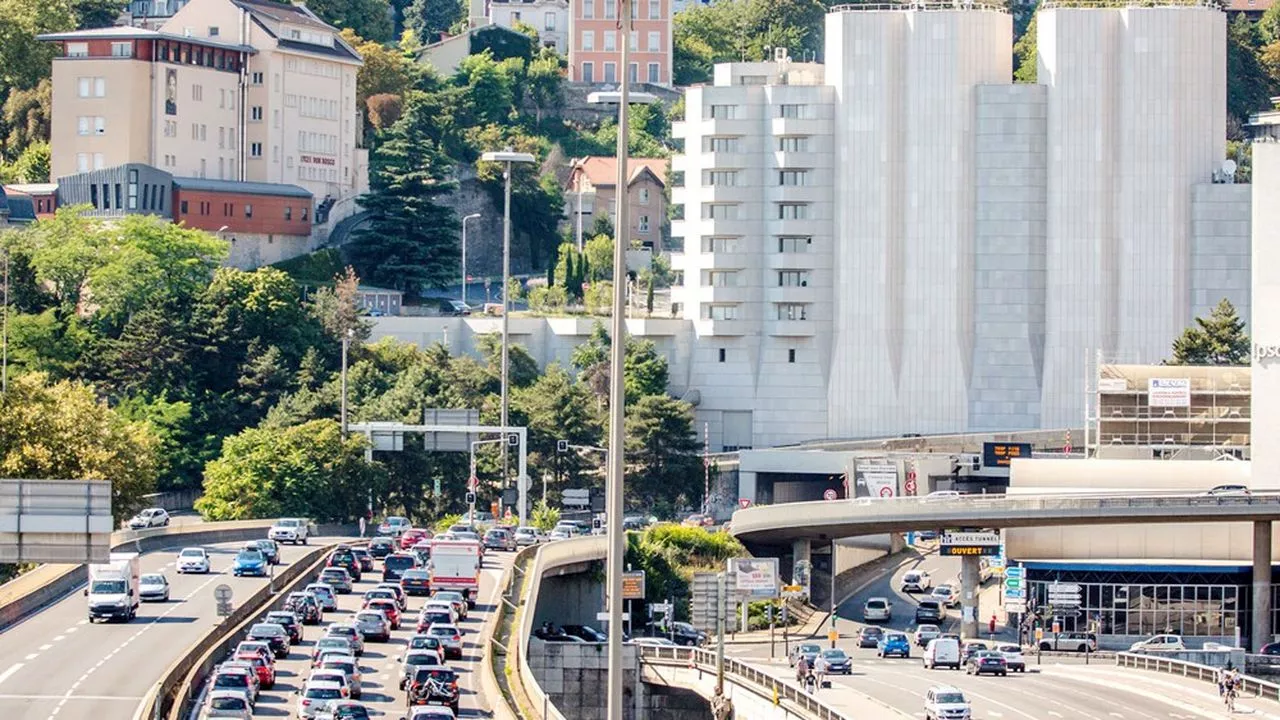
[
  {"xmin": 318, "ymin": 568, "xmax": 353, "ymax": 594},
  {"xmin": 427, "ymin": 624, "xmax": 463, "ymax": 659},
  {"xmin": 306, "ymin": 583, "xmax": 339, "ymax": 612},
  {"xmin": 354, "ymin": 610, "xmax": 391, "ymax": 642},
  {"xmin": 203, "ymin": 689, "xmax": 252, "ymax": 719},
  {"xmin": 139, "ymin": 573, "xmax": 170, "ymax": 602},
  {"xmin": 296, "ymin": 680, "xmax": 344, "ymax": 719},
  {"xmin": 324, "ymin": 623, "xmax": 365, "ymax": 656},
  {"xmin": 318, "ymin": 655, "xmax": 363, "ymax": 699},
  {"xmin": 398, "ymin": 649, "xmax": 444, "ymax": 689}
]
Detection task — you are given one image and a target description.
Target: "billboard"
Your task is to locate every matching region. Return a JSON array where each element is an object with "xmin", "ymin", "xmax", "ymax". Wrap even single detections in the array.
[
  {"xmin": 982, "ymin": 442, "xmax": 1032, "ymax": 468},
  {"xmin": 1147, "ymin": 378, "xmax": 1191, "ymax": 407},
  {"xmin": 854, "ymin": 458, "xmax": 898, "ymax": 499},
  {"xmin": 729, "ymin": 557, "xmax": 778, "ymax": 599},
  {"xmin": 622, "ymin": 570, "xmax": 646, "ymax": 600}
]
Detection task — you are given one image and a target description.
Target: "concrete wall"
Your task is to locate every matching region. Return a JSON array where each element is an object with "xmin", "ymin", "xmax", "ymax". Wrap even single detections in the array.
[
  {"xmin": 1251, "ymin": 144, "xmax": 1280, "ymax": 486},
  {"xmin": 531, "ymin": 571, "xmax": 604, "ymax": 630},
  {"xmin": 1190, "ymin": 183, "xmax": 1252, "ymax": 326}
]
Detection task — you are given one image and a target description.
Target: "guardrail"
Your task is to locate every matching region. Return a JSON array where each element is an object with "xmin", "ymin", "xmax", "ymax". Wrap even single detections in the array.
[
  {"xmin": 139, "ymin": 540, "xmax": 350, "ymax": 720},
  {"xmin": 485, "ymin": 544, "xmax": 538, "ymax": 720},
  {"xmin": 1117, "ymin": 652, "xmax": 1280, "ymax": 701},
  {"xmin": 639, "ymin": 646, "xmax": 847, "ymax": 720}
]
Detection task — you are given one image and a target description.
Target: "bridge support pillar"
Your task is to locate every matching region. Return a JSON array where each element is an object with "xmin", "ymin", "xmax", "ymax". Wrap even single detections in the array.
[
  {"xmin": 1254, "ymin": 521, "xmax": 1273, "ymax": 652},
  {"xmin": 960, "ymin": 554, "xmax": 980, "ymax": 640}
]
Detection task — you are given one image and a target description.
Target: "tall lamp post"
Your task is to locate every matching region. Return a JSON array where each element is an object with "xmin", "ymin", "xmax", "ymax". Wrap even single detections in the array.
[
  {"xmin": 340, "ymin": 327, "xmax": 353, "ymax": 435},
  {"xmin": 461, "ymin": 213, "xmax": 481, "ymax": 308},
  {"xmin": 479, "ymin": 149, "xmax": 535, "ymax": 523}
]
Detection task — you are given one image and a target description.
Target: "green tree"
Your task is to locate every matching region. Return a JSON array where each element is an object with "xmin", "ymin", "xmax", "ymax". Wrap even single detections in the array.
[
  {"xmin": 116, "ymin": 394, "xmax": 207, "ymax": 491},
  {"xmin": 310, "ymin": 266, "xmax": 373, "ymax": 346},
  {"xmin": 1168, "ymin": 298, "xmax": 1251, "ymax": 366},
  {"xmin": 12, "ymin": 140, "xmax": 49, "ymax": 182},
  {"xmin": 0, "ymin": 0, "xmax": 74, "ymax": 100},
  {"xmin": 1261, "ymin": 3, "xmax": 1280, "ymax": 43},
  {"xmin": 624, "ymin": 395, "xmax": 700, "ymax": 514},
  {"xmin": 457, "ymin": 52, "xmax": 518, "ymax": 125},
  {"xmin": 406, "ymin": 0, "xmax": 464, "ymax": 43},
  {"xmin": 526, "ymin": 53, "xmax": 564, "ymax": 124},
  {"xmin": 570, "ymin": 323, "xmax": 670, "ymax": 403},
  {"xmin": 1013, "ymin": 15, "xmax": 1038, "ymax": 84},
  {"xmin": 0, "ymin": 373, "xmax": 158, "ymax": 524},
  {"xmin": 514, "ymin": 363, "xmax": 603, "ymax": 492},
  {"xmin": 531, "ymin": 500, "xmax": 560, "ymax": 532},
  {"xmin": 341, "ymin": 29, "xmax": 416, "ymax": 130},
  {"xmin": 15, "ymin": 207, "xmax": 106, "ymax": 309},
  {"xmin": 71, "ymin": 0, "xmax": 126, "ymax": 28},
  {"xmin": 307, "ymin": 0, "xmax": 392, "ymax": 42},
  {"xmin": 348, "ymin": 92, "xmax": 461, "ymax": 294},
  {"xmin": 196, "ymin": 419, "xmax": 381, "ymax": 522},
  {"xmin": 1227, "ymin": 13, "xmax": 1274, "ymax": 124},
  {"xmin": 2, "ymin": 79, "xmax": 51, "ymax": 161},
  {"xmin": 584, "ymin": 234, "xmax": 613, "ymax": 281}
]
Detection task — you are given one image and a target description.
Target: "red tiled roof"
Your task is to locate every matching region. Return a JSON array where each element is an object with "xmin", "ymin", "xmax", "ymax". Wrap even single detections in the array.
[{"xmin": 571, "ymin": 156, "xmax": 667, "ymax": 189}]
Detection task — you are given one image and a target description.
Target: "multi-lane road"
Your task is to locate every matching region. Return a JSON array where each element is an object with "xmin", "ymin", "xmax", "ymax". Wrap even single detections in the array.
[
  {"xmin": 191, "ymin": 545, "xmax": 513, "ymax": 719},
  {"xmin": 0, "ymin": 536, "xmax": 351, "ymax": 720}
]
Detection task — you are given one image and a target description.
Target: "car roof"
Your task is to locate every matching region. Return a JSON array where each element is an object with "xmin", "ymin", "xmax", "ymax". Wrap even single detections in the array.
[{"xmin": 306, "ymin": 681, "xmax": 343, "ymax": 689}]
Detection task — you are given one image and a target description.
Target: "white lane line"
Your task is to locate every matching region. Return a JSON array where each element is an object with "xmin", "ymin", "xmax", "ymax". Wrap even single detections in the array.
[
  {"xmin": 990, "ymin": 713, "xmax": 1004, "ymax": 718},
  {"xmin": 1049, "ymin": 713, "xmax": 1064, "ymax": 718},
  {"xmin": 77, "ymin": 620, "xmax": 88, "ymax": 626},
  {"xmin": 1110, "ymin": 714, "xmax": 1124, "ymax": 719},
  {"xmin": 38, "ymin": 644, "xmax": 51, "ymax": 651},
  {"xmin": 0, "ymin": 664, "xmax": 24, "ymax": 687},
  {"xmin": 23, "ymin": 654, "xmax": 37, "ymax": 661},
  {"xmin": 64, "ymin": 627, "xmax": 77, "ymax": 634},
  {"xmin": 51, "ymin": 635, "xmax": 65, "ymax": 642}
]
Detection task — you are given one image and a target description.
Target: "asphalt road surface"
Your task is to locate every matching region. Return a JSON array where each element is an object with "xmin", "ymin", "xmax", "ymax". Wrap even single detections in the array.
[
  {"xmin": 195, "ymin": 546, "xmax": 513, "ymax": 719},
  {"xmin": 0, "ymin": 536, "xmax": 351, "ymax": 720}
]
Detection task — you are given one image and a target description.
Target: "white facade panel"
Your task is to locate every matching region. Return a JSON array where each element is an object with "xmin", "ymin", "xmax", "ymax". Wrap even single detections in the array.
[{"xmin": 1251, "ymin": 145, "xmax": 1280, "ymax": 486}]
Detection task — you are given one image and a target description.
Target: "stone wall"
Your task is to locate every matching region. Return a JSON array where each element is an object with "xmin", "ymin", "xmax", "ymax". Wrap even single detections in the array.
[{"xmin": 528, "ymin": 640, "xmax": 711, "ymax": 720}]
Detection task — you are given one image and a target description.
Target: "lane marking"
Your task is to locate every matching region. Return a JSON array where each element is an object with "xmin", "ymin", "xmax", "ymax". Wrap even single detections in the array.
[
  {"xmin": 0, "ymin": 664, "xmax": 24, "ymax": 687},
  {"xmin": 1049, "ymin": 712, "xmax": 1063, "ymax": 718},
  {"xmin": 23, "ymin": 654, "xmax": 37, "ymax": 661},
  {"xmin": 51, "ymin": 636, "xmax": 65, "ymax": 642},
  {"xmin": 0, "ymin": 694, "xmax": 143, "ymax": 701},
  {"xmin": 38, "ymin": 645, "xmax": 51, "ymax": 651}
]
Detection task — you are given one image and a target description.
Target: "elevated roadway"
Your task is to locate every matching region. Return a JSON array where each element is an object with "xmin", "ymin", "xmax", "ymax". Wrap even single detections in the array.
[{"xmin": 0, "ymin": 535, "xmax": 351, "ymax": 720}]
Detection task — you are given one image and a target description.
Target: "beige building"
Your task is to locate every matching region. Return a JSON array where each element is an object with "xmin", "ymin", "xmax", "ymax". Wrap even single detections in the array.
[
  {"xmin": 43, "ymin": 0, "xmax": 366, "ymax": 226},
  {"xmin": 566, "ymin": 156, "xmax": 667, "ymax": 251}
]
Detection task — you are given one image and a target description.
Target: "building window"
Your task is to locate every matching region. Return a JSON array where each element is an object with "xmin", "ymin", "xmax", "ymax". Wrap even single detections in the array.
[
  {"xmin": 778, "ymin": 203, "xmax": 809, "ymax": 219},
  {"xmin": 251, "ymin": 71, "xmax": 264, "ymax": 85},
  {"xmin": 703, "ymin": 203, "xmax": 738, "ymax": 219},
  {"xmin": 218, "ymin": 127, "xmax": 225, "ymax": 149},
  {"xmin": 111, "ymin": 42, "xmax": 132, "ymax": 57},
  {"xmin": 631, "ymin": 0, "xmax": 637, "ymax": 17},
  {"xmin": 718, "ymin": 348, "xmax": 727, "ymax": 362},
  {"xmin": 707, "ymin": 104, "xmax": 737, "ymax": 119},
  {"xmin": 583, "ymin": 0, "xmax": 594, "ymax": 17},
  {"xmin": 703, "ymin": 170, "xmax": 738, "ymax": 187},
  {"xmin": 704, "ymin": 137, "xmax": 739, "ymax": 153},
  {"xmin": 778, "ymin": 236, "xmax": 811, "ymax": 253},
  {"xmin": 102, "ymin": 183, "xmax": 111, "ymax": 210},
  {"xmin": 127, "ymin": 169, "xmax": 138, "ymax": 210},
  {"xmin": 511, "ymin": 10, "xmax": 521, "ymax": 21},
  {"xmin": 648, "ymin": 63, "xmax": 660, "ymax": 83},
  {"xmin": 77, "ymin": 117, "xmax": 90, "ymax": 136},
  {"xmin": 647, "ymin": 31, "xmax": 660, "ymax": 52},
  {"xmin": 779, "ymin": 170, "xmax": 810, "ymax": 186},
  {"xmin": 251, "ymin": 106, "xmax": 263, "ymax": 121},
  {"xmin": 90, "ymin": 183, "xmax": 98, "ymax": 207},
  {"xmin": 702, "ymin": 236, "xmax": 738, "ymax": 253},
  {"xmin": 285, "ymin": 206, "xmax": 293, "ymax": 221},
  {"xmin": 779, "ymin": 136, "xmax": 810, "ymax": 152},
  {"xmin": 604, "ymin": 62, "xmax": 617, "ymax": 83},
  {"xmin": 648, "ymin": 0, "xmax": 659, "ymax": 17},
  {"xmin": 629, "ymin": 63, "xmax": 638, "ymax": 83},
  {"xmin": 605, "ymin": 0, "xmax": 615, "ymax": 18},
  {"xmin": 706, "ymin": 306, "xmax": 738, "ymax": 321},
  {"xmin": 77, "ymin": 77, "xmax": 106, "ymax": 98},
  {"xmin": 604, "ymin": 31, "xmax": 616, "ymax": 52},
  {"xmin": 582, "ymin": 62, "xmax": 594, "ymax": 83},
  {"xmin": 707, "ymin": 270, "xmax": 738, "ymax": 287},
  {"xmin": 630, "ymin": 31, "xmax": 637, "ymax": 51},
  {"xmin": 777, "ymin": 303, "xmax": 808, "ymax": 320},
  {"xmin": 544, "ymin": 11, "xmax": 555, "ymax": 30},
  {"xmin": 777, "ymin": 271, "xmax": 808, "ymax": 287},
  {"xmin": 93, "ymin": 153, "xmax": 105, "ymax": 169},
  {"xmin": 192, "ymin": 84, "xmax": 203, "ymax": 101},
  {"xmin": 66, "ymin": 42, "xmax": 88, "ymax": 57},
  {"xmin": 638, "ymin": 215, "xmax": 650, "ymax": 232},
  {"xmin": 250, "ymin": 142, "xmax": 263, "ymax": 157},
  {"xmin": 77, "ymin": 153, "xmax": 90, "ymax": 173},
  {"xmin": 779, "ymin": 104, "xmax": 810, "ymax": 119},
  {"xmin": 244, "ymin": 204, "xmax": 253, "ymax": 219},
  {"xmin": 582, "ymin": 30, "xmax": 594, "ymax": 51},
  {"xmin": 639, "ymin": 188, "xmax": 650, "ymax": 205}
]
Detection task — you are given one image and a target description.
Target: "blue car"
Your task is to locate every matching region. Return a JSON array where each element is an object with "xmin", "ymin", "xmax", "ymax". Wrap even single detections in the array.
[
  {"xmin": 877, "ymin": 632, "xmax": 911, "ymax": 658},
  {"xmin": 233, "ymin": 548, "xmax": 268, "ymax": 577}
]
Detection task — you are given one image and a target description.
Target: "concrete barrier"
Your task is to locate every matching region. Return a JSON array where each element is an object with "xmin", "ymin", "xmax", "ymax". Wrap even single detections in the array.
[{"xmin": 0, "ymin": 520, "xmax": 356, "ymax": 633}]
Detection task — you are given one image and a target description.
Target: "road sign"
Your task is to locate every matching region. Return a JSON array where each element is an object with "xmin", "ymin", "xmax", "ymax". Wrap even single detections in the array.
[
  {"xmin": 562, "ymin": 488, "xmax": 590, "ymax": 508},
  {"xmin": 597, "ymin": 612, "xmax": 611, "ymax": 622},
  {"xmin": 216, "ymin": 601, "xmax": 233, "ymax": 617},
  {"xmin": 941, "ymin": 530, "xmax": 1001, "ymax": 556},
  {"xmin": 1004, "ymin": 599, "xmax": 1027, "ymax": 613},
  {"xmin": 1005, "ymin": 567, "xmax": 1024, "ymax": 579},
  {"xmin": 823, "ymin": 489, "xmax": 838, "ymax": 501},
  {"xmin": 622, "ymin": 571, "xmax": 646, "ymax": 600},
  {"xmin": 652, "ymin": 602, "xmax": 672, "ymax": 613},
  {"xmin": 738, "ymin": 498, "xmax": 752, "ymax": 509},
  {"xmin": 214, "ymin": 584, "xmax": 232, "ymax": 602},
  {"xmin": 468, "ymin": 475, "xmax": 478, "ymax": 491},
  {"xmin": 879, "ymin": 486, "xmax": 894, "ymax": 497},
  {"xmin": 1048, "ymin": 582, "xmax": 1082, "ymax": 607}
]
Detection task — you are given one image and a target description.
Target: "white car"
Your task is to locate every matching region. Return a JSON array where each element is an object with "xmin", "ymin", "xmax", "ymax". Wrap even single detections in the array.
[
  {"xmin": 930, "ymin": 585, "xmax": 960, "ymax": 609},
  {"xmin": 925, "ymin": 490, "xmax": 963, "ymax": 501},
  {"xmin": 177, "ymin": 547, "xmax": 211, "ymax": 574},
  {"xmin": 139, "ymin": 573, "xmax": 171, "ymax": 602},
  {"xmin": 409, "ymin": 707, "xmax": 457, "ymax": 720},
  {"xmin": 924, "ymin": 685, "xmax": 971, "ymax": 720},
  {"xmin": 296, "ymin": 680, "xmax": 346, "ymax": 719},
  {"xmin": 398, "ymin": 649, "xmax": 445, "ymax": 689},
  {"xmin": 901, "ymin": 570, "xmax": 931, "ymax": 593},
  {"xmin": 862, "ymin": 597, "xmax": 892, "ymax": 622},
  {"xmin": 202, "ymin": 689, "xmax": 252, "ymax": 719},
  {"xmin": 128, "ymin": 507, "xmax": 171, "ymax": 529},
  {"xmin": 996, "ymin": 643, "xmax": 1025, "ymax": 672},
  {"xmin": 1129, "ymin": 634, "xmax": 1185, "ymax": 652},
  {"xmin": 514, "ymin": 526, "xmax": 545, "ymax": 546},
  {"xmin": 307, "ymin": 669, "xmax": 350, "ymax": 698},
  {"xmin": 423, "ymin": 600, "xmax": 460, "ymax": 624},
  {"xmin": 268, "ymin": 517, "xmax": 310, "ymax": 545},
  {"xmin": 914, "ymin": 624, "xmax": 941, "ymax": 647}
]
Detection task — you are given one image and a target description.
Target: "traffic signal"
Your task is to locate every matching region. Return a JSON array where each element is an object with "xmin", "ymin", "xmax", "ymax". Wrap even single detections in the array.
[
  {"xmin": 592, "ymin": 516, "xmax": 603, "ymax": 530},
  {"xmin": 465, "ymin": 491, "xmax": 476, "ymax": 505},
  {"xmin": 508, "ymin": 432, "xmax": 520, "ymax": 446},
  {"xmin": 971, "ymin": 456, "xmax": 981, "ymax": 471},
  {"xmin": 556, "ymin": 439, "xmax": 569, "ymax": 453}
]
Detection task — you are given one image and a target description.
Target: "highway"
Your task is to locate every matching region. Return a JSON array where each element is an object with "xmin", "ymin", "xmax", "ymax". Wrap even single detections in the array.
[
  {"xmin": 198, "ymin": 546, "xmax": 514, "ymax": 718},
  {"xmin": 0, "ymin": 536, "xmax": 351, "ymax": 720}
]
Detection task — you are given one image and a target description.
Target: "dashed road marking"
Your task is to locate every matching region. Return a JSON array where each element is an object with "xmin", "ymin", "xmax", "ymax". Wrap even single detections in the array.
[{"xmin": 0, "ymin": 664, "xmax": 24, "ymax": 687}]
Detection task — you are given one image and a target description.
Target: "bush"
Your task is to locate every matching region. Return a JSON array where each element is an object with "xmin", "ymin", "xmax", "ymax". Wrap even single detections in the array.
[
  {"xmin": 531, "ymin": 500, "xmax": 560, "ymax": 531},
  {"xmin": 433, "ymin": 513, "xmax": 463, "ymax": 532}
]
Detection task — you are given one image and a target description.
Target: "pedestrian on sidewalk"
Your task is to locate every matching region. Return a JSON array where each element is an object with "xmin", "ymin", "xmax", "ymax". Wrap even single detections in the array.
[
  {"xmin": 814, "ymin": 653, "xmax": 829, "ymax": 692},
  {"xmin": 989, "ymin": 614, "xmax": 997, "ymax": 638}
]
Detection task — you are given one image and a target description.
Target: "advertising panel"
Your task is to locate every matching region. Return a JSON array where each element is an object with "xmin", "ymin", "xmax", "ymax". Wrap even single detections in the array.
[
  {"xmin": 622, "ymin": 571, "xmax": 646, "ymax": 600},
  {"xmin": 1147, "ymin": 378, "xmax": 1191, "ymax": 407},
  {"xmin": 728, "ymin": 558, "xmax": 778, "ymax": 599}
]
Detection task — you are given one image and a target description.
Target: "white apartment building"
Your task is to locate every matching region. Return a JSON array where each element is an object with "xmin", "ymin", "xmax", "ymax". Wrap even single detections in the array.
[
  {"xmin": 671, "ymin": 60, "xmax": 835, "ymax": 445},
  {"xmin": 489, "ymin": 0, "xmax": 568, "ymax": 52}
]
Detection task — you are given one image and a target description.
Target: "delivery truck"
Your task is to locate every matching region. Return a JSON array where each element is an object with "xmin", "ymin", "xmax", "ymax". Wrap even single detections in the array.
[
  {"xmin": 86, "ymin": 551, "xmax": 140, "ymax": 622},
  {"xmin": 429, "ymin": 539, "xmax": 481, "ymax": 608}
]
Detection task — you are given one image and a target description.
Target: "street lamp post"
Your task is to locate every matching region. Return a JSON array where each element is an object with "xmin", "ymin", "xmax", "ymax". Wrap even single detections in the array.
[
  {"xmin": 461, "ymin": 213, "xmax": 481, "ymax": 308},
  {"xmin": 340, "ymin": 328, "xmax": 353, "ymax": 436},
  {"xmin": 479, "ymin": 150, "xmax": 535, "ymax": 522}
]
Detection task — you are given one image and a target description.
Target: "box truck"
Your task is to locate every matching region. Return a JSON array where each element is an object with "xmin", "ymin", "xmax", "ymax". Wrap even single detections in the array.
[{"xmin": 86, "ymin": 551, "xmax": 140, "ymax": 622}]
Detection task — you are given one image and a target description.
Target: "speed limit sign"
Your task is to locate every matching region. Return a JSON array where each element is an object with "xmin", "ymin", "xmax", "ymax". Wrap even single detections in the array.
[{"xmin": 905, "ymin": 470, "xmax": 918, "ymax": 495}]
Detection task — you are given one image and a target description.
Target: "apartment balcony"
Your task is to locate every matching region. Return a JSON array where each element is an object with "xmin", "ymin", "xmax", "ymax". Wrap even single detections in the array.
[
  {"xmin": 687, "ymin": 285, "xmax": 755, "ymax": 304},
  {"xmin": 673, "ymin": 251, "xmax": 752, "ymax": 272},
  {"xmin": 703, "ymin": 152, "xmax": 752, "ymax": 170},
  {"xmin": 674, "ymin": 218, "xmax": 758, "ymax": 238},
  {"xmin": 766, "ymin": 185, "xmax": 829, "ymax": 204},
  {"xmin": 673, "ymin": 184, "xmax": 755, "ymax": 206},
  {"xmin": 765, "ymin": 319, "xmax": 817, "ymax": 337},
  {"xmin": 770, "ymin": 117, "xmax": 831, "ymax": 136},
  {"xmin": 765, "ymin": 285, "xmax": 818, "ymax": 304},
  {"xmin": 765, "ymin": 251, "xmax": 817, "ymax": 271},
  {"xmin": 764, "ymin": 218, "xmax": 827, "ymax": 237},
  {"xmin": 694, "ymin": 318, "xmax": 752, "ymax": 337},
  {"xmin": 772, "ymin": 151, "xmax": 830, "ymax": 170},
  {"xmin": 688, "ymin": 118, "xmax": 756, "ymax": 137}
]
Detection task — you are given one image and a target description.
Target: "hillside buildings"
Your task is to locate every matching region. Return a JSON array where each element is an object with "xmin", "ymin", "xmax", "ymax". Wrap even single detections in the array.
[
  {"xmin": 567, "ymin": 0, "xmax": 673, "ymax": 86},
  {"xmin": 567, "ymin": 156, "xmax": 668, "ymax": 251}
]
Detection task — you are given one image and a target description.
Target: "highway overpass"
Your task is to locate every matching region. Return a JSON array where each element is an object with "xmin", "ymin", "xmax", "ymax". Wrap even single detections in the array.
[{"xmin": 730, "ymin": 492, "xmax": 1280, "ymax": 648}]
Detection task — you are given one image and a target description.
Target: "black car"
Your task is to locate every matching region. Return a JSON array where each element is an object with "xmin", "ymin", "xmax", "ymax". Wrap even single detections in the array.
[
  {"xmin": 858, "ymin": 626, "xmax": 885, "ymax": 649},
  {"xmin": 561, "ymin": 624, "xmax": 608, "ymax": 642},
  {"xmin": 352, "ymin": 548, "xmax": 375, "ymax": 572},
  {"xmin": 915, "ymin": 600, "xmax": 944, "ymax": 624},
  {"xmin": 246, "ymin": 622, "xmax": 291, "ymax": 658},
  {"xmin": 648, "ymin": 621, "xmax": 706, "ymax": 647},
  {"xmin": 406, "ymin": 667, "xmax": 460, "ymax": 714},
  {"xmin": 328, "ymin": 546, "xmax": 362, "ymax": 582},
  {"xmin": 483, "ymin": 528, "xmax": 516, "ymax": 551},
  {"xmin": 400, "ymin": 569, "xmax": 431, "ymax": 596},
  {"xmin": 383, "ymin": 552, "xmax": 417, "ymax": 582},
  {"xmin": 369, "ymin": 537, "xmax": 396, "ymax": 559},
  {"xmin": 265, "ymin": 611, "xmax": 303, "ymax": 644},
  {"xmin": 284, "ymin": 592, "xmax": 322, "ymax": 624},
  {"xmin": 966, "ymin": 651, "xmax": 1008, "ymax": 676},
  {"xmin": 254, "ymin": 539, "xmax": 281, "ymax": 565}
]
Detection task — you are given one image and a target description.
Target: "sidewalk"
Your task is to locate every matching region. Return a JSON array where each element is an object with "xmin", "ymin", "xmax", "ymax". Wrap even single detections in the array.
[{"xmin": 735, "ymin": 655, "xmax": 913, "ymax": 719}]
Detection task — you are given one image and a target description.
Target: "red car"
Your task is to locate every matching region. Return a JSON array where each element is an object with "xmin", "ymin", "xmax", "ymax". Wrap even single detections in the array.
[
  {"xmin": 399, "ymin": 529, "xmax": 431, "ymax": 550},
  {"xmin": 365, "ymin": 598, "xmax": 401, "ymax": 629},
  {"xmin": 234, "ymin": 651, "xmax": 276, "ymax": 689}
]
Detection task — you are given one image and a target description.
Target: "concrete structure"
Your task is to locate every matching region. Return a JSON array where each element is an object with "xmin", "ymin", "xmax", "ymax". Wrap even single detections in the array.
[
  {"xmin": 43, "ymin": 0, "xmax": 367, "ymax": 232},
  {"xmin": 489, "ymin": 0, "xmax": 568, "ymax": 52},
  {"xmin": 1254, "ymin": 144, "xmax": 1280, "ymax": 486},
  {"xmin": 1248, "ymin": 99, "xmax": 1280, "ymax": 141},
  {"xmin": 567, "ymin": 156, "xmax": 668, "ymax": 251},
  {"xmin": 568, "ymin": 0, "xmax": 672, "ymax": 86},
  {"xmin": 0, "ymin": 479, "xmax": 114, "ymax": 564}
]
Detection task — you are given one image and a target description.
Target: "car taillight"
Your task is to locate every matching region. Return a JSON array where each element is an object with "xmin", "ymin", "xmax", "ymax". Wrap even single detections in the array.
[
  {"xmin": 301, "ymin": 699, "xmax": 311, "ymax": 706},
  {"xmin": 453, "ymin": 634, "xmax": 460, "ymax": 642}
]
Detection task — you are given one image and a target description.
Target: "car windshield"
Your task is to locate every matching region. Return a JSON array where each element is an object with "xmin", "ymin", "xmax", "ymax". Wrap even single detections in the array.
[
  {"xmin": 250, "ymin": 624, "xmax": 281, "ymax": 636},
  {"xmin": 428, "ymin": 626, "xmax": 456, "ymax": 637},
  {"xmin": 404, "ymin": 570, "xmax": 429, "ymax": 579},
  {"xmin": 886, "ymin": 634, "xmax": 907, "ymax": 642},
  {"xmin": 141, "ymin": 574, "xmax": 164, "ymax": 584},
  {"xmin": 318, "ymin": 638, "xmax": 347, "ymax": 648},
  {"xmin": 91, "ymin": 580, "xmax": 127, "ymax": 594},
  {"xmin": 306, "ymin": 687, "xmax": 342, "ymax": 699},
  {"xmin": 323, "ymin": 661, "xmax": 356, "ymax": 673},
  {"xmin": 823, "ymin": 650, "xmax": 846, "ymax": 659},
  {"xmin": 867, "ymin": 599, "xmax": 886, "ymax": 608},
  {"xmin": 180, "ymin": 549, "xmax": 203, "ymax": 557},
  {"xmin": 935, "ymin": 587, "xmax": 951, "ymax": 595},
  {"xmin": 937, "ymin": 693, "xmax": 966, "ymax": 704},
  {"xmin": 412, "ymin": 636, "xmax": 441, "ymax": 648},
  {"xmin": 210, "ymin": 697, "xmax": 248, "ymax": 710},
  {"xmin": 800, "ymin": 644, "xmax": 820, "ymax": 653},
  {"xmin": 308, "ymin": 584, "xmax": 333, "ymax": 594},
  {"xmin": 336, "ymin": 707, "xmax": 370, "ymax": 719},
  {"xmin": 279, "ymin": 519, "xmax": 300, "ymax": 527},
  {"xmin": 998, "ymin": 645, "xmax": 1019, "ymax": 653},
  {"xmin": 406, "ymin": 652, "xmax": 437, "ymax": 665},
  {"xmin": 236, "ymin": 550, "xmax": 262, "ymax": 561},
  {"xmin": 357, "ymin": 612, "xmax": 383, "ymax": 623},
  {"xmin": 214, "ymin": 674, "xmax": 248, "ymax": 687},
  {"xmin": 267, "ymin": 614, "xmax": 294, "ymax": 624}
]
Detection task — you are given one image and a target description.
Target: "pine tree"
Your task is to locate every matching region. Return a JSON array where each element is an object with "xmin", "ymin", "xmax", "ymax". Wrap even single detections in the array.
[
  {"xmin": 1168, "ymin": 299, "xmax": 1251, "ymax": 366},
  {"xmin": 347, "ymin": 93, "xmax": 460, "ymax": 295}
]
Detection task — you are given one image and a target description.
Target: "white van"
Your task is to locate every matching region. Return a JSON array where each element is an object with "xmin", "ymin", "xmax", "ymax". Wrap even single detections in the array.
[{"xmin": 923, "ymin": 637, "xmax": 962, "ymax": 670}]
